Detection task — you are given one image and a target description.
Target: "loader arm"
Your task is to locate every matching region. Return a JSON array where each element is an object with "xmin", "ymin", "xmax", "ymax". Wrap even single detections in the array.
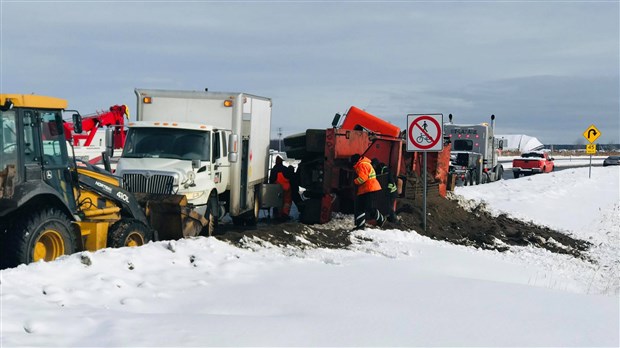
[{"xmin": 76, "ymin": 167, "xmax": 147, "ymax": 225}]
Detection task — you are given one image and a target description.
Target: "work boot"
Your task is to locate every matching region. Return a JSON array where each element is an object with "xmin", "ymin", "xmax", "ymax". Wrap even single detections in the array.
[
  {"xmin": 387, "ymin": 214, "xmax": 401, "ymax": 224},
  {"xmin": 376, "ymin": 212, "xmax": 386, "ymax": 228}
]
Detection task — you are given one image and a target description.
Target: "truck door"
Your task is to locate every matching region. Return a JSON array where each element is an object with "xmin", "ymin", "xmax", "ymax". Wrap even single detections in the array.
[
  {"xmin": 212, "ymin": 131, "xmax": 229, "ymax": 193},
  {"xmin": 27, "ymin": 110, "xmax": 77, "ymax": 211}
]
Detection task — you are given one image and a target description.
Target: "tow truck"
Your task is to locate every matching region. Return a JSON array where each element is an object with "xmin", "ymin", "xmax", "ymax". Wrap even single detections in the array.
[{"xmin": 63, "ymin": 104, "xmax": 129, "ymax": 167}]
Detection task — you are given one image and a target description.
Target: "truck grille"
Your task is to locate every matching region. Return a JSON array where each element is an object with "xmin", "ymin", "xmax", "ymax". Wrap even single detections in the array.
[{"xmin": 122, "ymin": 173, "xmax": 174, "ymax": 195}]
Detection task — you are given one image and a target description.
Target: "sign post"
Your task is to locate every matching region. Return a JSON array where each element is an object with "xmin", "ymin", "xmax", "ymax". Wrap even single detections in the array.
[
  {"xmin": 406, "ymin": 114, "xmax": 444, "ymax": 231},
  {"xmin": 583, "ymin": 125, "xmax": 601, "ymax": 179}
]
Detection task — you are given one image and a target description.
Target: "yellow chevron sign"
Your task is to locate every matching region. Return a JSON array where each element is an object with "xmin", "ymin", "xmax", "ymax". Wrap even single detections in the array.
[{"xmin": 582, "ymin": 125, "xmax": 601, "ymax": 143}]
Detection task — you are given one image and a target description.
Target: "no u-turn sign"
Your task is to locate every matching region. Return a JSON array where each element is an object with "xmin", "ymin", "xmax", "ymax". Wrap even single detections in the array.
[{"xmin": 406, "ymin": 114, "xmax": 444, "ymax": 152}]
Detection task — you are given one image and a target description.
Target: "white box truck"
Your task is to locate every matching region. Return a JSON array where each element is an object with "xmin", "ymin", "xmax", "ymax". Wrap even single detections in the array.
[{"xmin": 115, "ymin": 89, "xmax": 273, "ymax": 234}]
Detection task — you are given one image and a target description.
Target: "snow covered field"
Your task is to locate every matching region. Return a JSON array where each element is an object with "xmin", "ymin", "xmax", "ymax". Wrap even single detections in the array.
[{"xmin": 1, "ymin": 166, "xmax": 618, "ymax": 347}]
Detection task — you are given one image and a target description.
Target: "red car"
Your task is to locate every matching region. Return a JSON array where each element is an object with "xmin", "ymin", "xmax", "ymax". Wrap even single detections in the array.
[{"xmin": 512, "ymin": 152, "xmax": 555, "ymax": 178}]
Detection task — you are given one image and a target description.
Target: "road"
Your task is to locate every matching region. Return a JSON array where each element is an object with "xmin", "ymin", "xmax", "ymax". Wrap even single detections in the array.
[{"xmin": 498, "ymin": 156, "xmax": 606, "ymax": 180}]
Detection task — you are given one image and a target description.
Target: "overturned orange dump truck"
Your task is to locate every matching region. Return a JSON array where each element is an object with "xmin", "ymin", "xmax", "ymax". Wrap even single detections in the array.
[{"xmin": 284, "ymin": 106, "xmax": 450, "ymax": 224}]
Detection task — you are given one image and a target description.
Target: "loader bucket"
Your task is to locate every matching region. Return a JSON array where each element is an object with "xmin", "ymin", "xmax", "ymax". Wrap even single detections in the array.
[{"xmin": 134, "ymin": 193, "xmax": 208, "ymax": 240}]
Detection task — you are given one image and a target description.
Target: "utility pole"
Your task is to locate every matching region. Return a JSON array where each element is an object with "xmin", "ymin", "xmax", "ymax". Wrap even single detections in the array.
[{"xmin": 277, "ymin": 127, "xmax": 283, "ymax": 152}]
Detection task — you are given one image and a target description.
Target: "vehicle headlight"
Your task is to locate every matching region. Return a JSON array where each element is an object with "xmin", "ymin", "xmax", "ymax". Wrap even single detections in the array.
[
  {"xmin": 185, "ymin": 191, "xmax": 204, "ymax": 200},
  {"xmin": 182, "ymin": 171, "xmax": 197, "ymax": 188}
]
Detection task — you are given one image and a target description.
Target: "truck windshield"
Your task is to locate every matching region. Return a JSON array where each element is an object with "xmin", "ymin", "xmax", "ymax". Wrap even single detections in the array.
[
  {"xmin": 453, "ymin": 139, "xmax": 473, "ymax": 151},
  {"xmin": 122, "ymin": 128, "xmax": 211, "ymax": 161},
  {"xmin": 0, "ymin": 110, "xmax": 18, "ymax": 173}
]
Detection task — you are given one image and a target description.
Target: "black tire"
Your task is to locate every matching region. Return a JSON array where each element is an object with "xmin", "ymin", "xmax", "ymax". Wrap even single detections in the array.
[
  {"xmin": 246, "ymin": 192, "xmax": 260, "ymax": 226},
  {"xmin": 200, "ymin": 193, "xmax": 219, "ymax": 236},
  {"xmin": 481, "ymin": 172, "xmax": 489, "ymax": 184},
  {"xmin": 232, "ymin": 216, "xmax": 244, "ymax": 226},
  {"xmin": 107, "ymin": 219, "xmax": 152, "ymax": 248},
  {"xmin": 497, "ymin": 166, "xmax": 504, "ymax": 181},
  {"xmin": 513, "ymin": 171, "xmax": 520, "ymax": 179},
  {"xmin": 1, "ymin": 208, "xmax": 76, "ymax": 268},
  {"xmin": 232, "ymin": 189, "xmax": 260, "ymax": 227}
]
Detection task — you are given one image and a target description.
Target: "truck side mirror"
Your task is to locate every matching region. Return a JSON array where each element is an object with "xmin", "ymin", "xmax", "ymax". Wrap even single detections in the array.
[
  {"xmin": 72, "ymin": 113, "xmax": 83, "ymax": 134},
  {"xmin": 1, "ymin": 99, "xmax": 13, "ymax": 111},
  {"xmin": 192, "ymin": 159, "xmax": 201, "ymax": 170},
  {"xmin": 331, "ymin": 113, "xmax": 341, "ymax": 128},
  {"xmin": 104, "ymin": 127, "xmax": 115, "ymax": 158},
  {"xmin": 228, "ymin": 133, "xmax": 238, "ymax": 163}
]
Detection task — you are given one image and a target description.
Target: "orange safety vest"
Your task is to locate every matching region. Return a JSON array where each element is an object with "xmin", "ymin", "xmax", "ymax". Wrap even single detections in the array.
[{"xmin": 353, "ymin": 156, "xmax": 382, "ymax": 195}]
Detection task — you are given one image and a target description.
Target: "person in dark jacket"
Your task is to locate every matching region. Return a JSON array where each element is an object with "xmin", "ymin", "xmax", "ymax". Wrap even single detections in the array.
[
  {"xmin": 288, "ymin": 165, "xmax": 304, "ymax": 213},
  {"xmin": 269, "ymin": 156, "xmax": 292, "ymax": 220},
  {"xmin": 376, "ymin": 161, "xmax": 398, "ymax": 222}
]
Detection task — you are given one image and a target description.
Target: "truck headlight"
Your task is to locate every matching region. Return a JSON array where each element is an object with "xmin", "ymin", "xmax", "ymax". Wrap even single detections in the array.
[
  {"xmin": 182, "ymin": 171, "xmax": 197, "ymax": 188},
  {"xmin": 185, "ymin": 191, "xmax": 204, "ymax": 200}
]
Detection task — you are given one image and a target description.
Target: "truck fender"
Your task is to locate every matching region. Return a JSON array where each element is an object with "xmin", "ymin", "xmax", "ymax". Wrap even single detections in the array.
[{"xmin": 2, "ymin": 181, "xmax": 75, "ymax": 220}]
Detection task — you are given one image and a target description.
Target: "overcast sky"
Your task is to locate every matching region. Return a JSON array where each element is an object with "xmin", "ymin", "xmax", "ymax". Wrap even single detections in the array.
[{"xmin": 1, "ymin": 1, "xmax": 618, "ymax": 144}]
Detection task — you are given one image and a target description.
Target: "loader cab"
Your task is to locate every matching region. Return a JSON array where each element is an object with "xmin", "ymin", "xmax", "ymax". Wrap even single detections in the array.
[{"xmin": 0, "ymin": 95, "xmax": 77, "ymax": 212}]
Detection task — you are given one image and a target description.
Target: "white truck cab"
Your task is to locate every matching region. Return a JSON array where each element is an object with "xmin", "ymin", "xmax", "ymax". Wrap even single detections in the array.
[
  {"xmin": 116, "ymin": 122, "xmax": 230, "ymax": 216},
  {"xmin": 115, "ymin": 89, "xmax": 273, "ymax": 233}
]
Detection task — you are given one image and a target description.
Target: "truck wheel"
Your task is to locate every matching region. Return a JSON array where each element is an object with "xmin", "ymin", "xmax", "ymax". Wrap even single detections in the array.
[
  {"xmin": 245, "ymin": 192, "xmax": 261, "ymax": 226},
  {"xmin": 200, "ymin": 193, "xmax": 219, "ymax": 236},
  {"xmin": 232, "ymin": 189, "xmax": 261, "ymax": 227},
  {"xmin": 497, "ymin": 166, "xmax": 504, "ymax": 181},
  {"xmin": 513, "ymin": 172, "xmax": 520, "ymax": 179},
  {"xmin": 107, "ymin": 219, "xmax": 152, "ymax": 248},
  {"xmin": 2, "ymin": 208, "xmax": 76, "ymax": 267},
  {"xmin": 481, "ymin": 172, "xmax": 489, "ymax": 184}
]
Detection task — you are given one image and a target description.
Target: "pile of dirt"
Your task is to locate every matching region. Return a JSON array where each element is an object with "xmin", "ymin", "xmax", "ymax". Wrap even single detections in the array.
[
  {"xmin": 392, "ymin": 194, "xmax": 591, "ymax": 259},
  {"xmin": 215, "ymin": 220, "xmax": 353, "ymax": 250},
  {"xmin": 216, "ymin": 194, "xmax": 591, "ymax": 260}
]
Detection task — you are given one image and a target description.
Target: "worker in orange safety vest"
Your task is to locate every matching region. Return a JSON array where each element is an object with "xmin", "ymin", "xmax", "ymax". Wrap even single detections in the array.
[
  {"xmin": 350, "ymin": 154, "xmax": 385, "ymax": 230},
  {"xmin": 269, "ymin": 156, "xmax": 292, "ymax": 220}
]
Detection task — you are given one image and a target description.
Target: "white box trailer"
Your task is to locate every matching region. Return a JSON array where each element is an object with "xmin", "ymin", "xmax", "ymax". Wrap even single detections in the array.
[{"xmin": 115, "ymin": 89, "xmax": 273, "ymax": 230}]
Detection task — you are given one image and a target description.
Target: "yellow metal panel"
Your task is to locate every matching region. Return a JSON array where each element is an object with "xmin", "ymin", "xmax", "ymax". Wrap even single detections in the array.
[
  {"xmin": 78, "ymin": 188, "xmax": 118, "ymax": 209},
  {"xmin": 76, "ymin": 221, "xmax": 110, "ymax": 251},
  {"xmin": 0, "ymin": 94, "xmax": 68, "ymax": 109}
]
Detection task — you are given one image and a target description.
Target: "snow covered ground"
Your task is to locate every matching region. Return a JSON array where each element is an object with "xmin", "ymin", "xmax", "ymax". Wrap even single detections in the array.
[{"xmin": 1, "ymin": 166, "xmax": 618, "ymax": 347}]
